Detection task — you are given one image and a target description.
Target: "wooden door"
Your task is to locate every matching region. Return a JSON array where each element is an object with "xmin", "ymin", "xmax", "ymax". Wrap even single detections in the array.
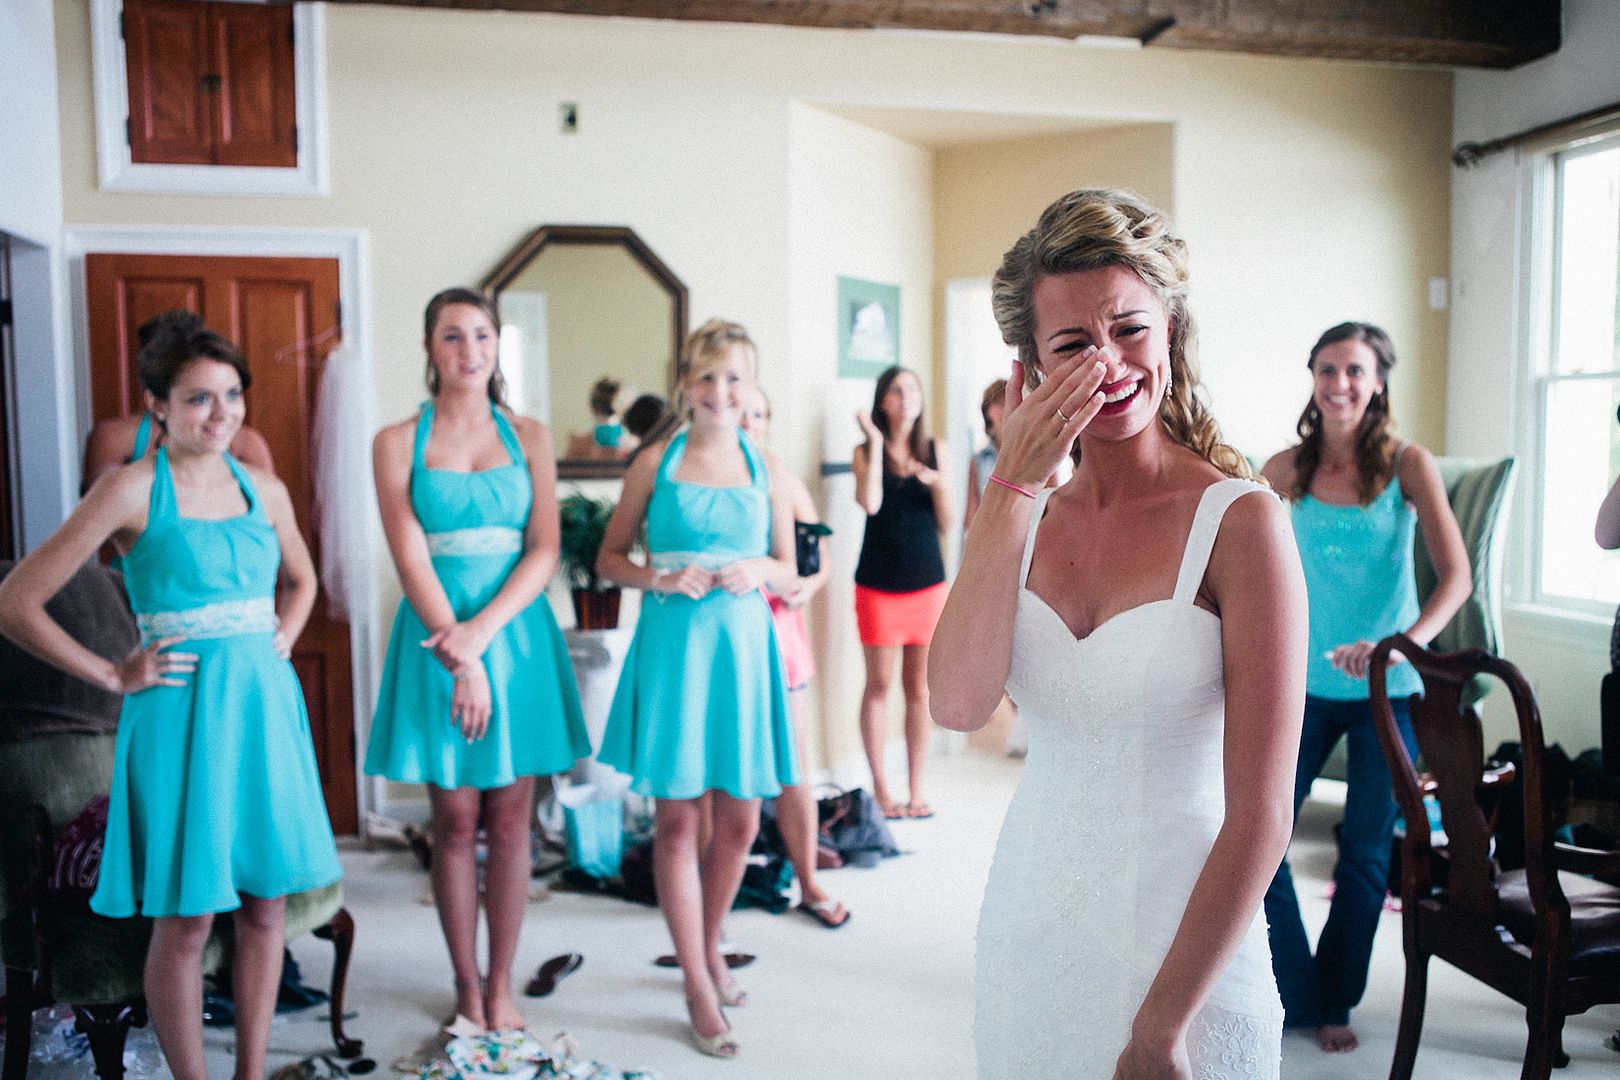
[{"xmin": 85, "ymin": 252, "xmax": 358, "ymax": 834}]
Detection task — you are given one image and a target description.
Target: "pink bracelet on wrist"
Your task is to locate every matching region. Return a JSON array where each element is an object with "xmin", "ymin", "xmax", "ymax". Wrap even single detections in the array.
[{"xmin": 988, "ymin": 474, "xmax": 1037, "ymax": 499}]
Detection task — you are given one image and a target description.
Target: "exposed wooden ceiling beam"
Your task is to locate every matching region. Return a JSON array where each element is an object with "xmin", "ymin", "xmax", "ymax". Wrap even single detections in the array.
[{"xmin": 321, "ymin": 0, "xmax": 1561, "ymax": 69}]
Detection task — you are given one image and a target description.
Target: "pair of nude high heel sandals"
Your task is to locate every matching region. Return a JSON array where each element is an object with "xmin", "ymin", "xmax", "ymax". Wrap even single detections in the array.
[{"xmin": 688, "ymin": 979, "xmax": 748, "ymax": 1058}]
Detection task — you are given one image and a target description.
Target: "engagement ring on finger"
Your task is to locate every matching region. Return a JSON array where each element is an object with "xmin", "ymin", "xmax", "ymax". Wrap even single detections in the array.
[{"xmin": 1055, "ymin": 406, "xmax": 1071, "ymax": 423}]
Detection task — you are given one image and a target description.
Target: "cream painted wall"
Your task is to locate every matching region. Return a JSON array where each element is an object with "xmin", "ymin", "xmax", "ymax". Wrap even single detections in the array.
[
  {"xmin": 934, "ymin": 123, "xmax": 1176, "ymax": 285},
  {"xmin": 787, "ymin": 103, "xmax": 934, "ymax": 774},
  {"xmin": 1448, "ymin": 0, "xmax": 1620, "ymax": 754},
  {"xmin": 50, "ymin": 0, "xmax": 1451, "ymax": 781}
]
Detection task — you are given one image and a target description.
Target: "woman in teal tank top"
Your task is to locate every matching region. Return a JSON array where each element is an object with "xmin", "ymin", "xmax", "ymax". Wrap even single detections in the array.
[
  {"xmin": 0, "ymin": 318, "xmax": 339, "ymax": 1080},
  {"xmin": 597, "ymin": 320, "xmax": 800, "ymax": 1059},
  {"xmin": 368, "ymin": 289, "xmax": 587, "ymax": 1034},
  {"xmin": 1259, "ymin": 322, "xmax": 1472, "ymax": 1055}
]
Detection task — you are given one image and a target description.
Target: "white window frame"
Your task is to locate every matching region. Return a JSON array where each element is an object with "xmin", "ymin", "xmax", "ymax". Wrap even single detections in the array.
[
  {"xmin": 89, "ymin": 0, "xmax": 329, "ymax": 197},
  {"xmin": 1513, "ymin": 127, "xmax": 1620, "ymax": 621}
]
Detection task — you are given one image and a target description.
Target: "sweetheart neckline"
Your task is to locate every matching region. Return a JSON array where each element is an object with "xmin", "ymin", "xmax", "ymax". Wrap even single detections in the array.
[{"xmin": 1019, "ymin": 588, "xmax": 1219, "ymax": 645}]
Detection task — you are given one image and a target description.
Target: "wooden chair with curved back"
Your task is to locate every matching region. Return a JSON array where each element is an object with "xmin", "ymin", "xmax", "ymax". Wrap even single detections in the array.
[{"xmin": 1369, "ymin": 634, "xmax": 1620, "ymax": 1080}]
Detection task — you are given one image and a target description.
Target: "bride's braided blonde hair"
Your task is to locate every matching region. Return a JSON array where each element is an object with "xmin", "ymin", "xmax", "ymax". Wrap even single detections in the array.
[{"xmin": 990, "ymin": 189, "xmax": 1251, "ymax": 479}]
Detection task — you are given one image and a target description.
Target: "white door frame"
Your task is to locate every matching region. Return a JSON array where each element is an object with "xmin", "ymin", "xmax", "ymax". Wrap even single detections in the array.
[{"xmin": 63, "ymin": 223, "xmax": 381, "ymax": 827}]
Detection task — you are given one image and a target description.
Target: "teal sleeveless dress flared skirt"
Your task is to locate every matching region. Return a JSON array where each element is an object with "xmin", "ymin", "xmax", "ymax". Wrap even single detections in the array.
[
  {"xmin": 365, "ymin": 404, "xmax": 588, "ymax": 790},
  {"xmin": 598, "ymin": 430, "xmax": 799, "ymax": 800},
  {"xmin": 91, "ymin": 449, "xmax": 343, "ymax": 918}
]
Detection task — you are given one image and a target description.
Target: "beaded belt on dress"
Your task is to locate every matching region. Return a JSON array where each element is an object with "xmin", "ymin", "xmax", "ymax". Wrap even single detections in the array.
[
  {"xmin": 135, "ymin": 597, "xmax": 278, "ymax": 643},
  {"xmin": 424, "ymin": 526, "xmax": 524, "ymax": 557},
  {"xmin": 648, "ymin": 550, "xmax": 747, "ymax": 572}
]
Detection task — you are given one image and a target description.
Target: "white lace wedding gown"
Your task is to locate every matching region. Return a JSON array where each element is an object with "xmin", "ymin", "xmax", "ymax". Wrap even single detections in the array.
[{"xmin": 976, "ymin": 479, "xmax": 1284, "ymax": 1079}]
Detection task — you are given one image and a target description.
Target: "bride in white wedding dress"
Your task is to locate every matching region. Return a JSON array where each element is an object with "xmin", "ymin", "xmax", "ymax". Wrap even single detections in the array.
[{"xmin": 930, "ymin": 189, "xmax": 1308, "ymax": 1080}]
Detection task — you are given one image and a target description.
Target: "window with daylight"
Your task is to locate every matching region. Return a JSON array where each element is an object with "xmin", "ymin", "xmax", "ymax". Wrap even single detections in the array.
[{"xmin": 1527, "ymin": 131, "xmax": 1620, "ymax": 613}]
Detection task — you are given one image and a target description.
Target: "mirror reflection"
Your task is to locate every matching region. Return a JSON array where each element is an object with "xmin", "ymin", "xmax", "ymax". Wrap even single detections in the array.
[{"xmin": 485, "ymin": 228, "xmax": 686, "ymax": 475}]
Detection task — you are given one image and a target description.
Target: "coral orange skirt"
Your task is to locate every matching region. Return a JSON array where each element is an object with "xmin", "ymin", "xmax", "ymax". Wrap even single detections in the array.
[{"xmin": 854, "ymin": 582, "xmax": 948, "ymax": 648}]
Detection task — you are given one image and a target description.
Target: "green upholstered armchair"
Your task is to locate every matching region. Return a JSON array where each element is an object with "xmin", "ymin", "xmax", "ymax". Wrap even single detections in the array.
[
  {"xmin": 1414, "ymin": 456, "xmax": 1518, "ymax": 665},
  {"xmin": 0, "ymin": 561, "xmax": 361, "ymax": 1080},
  {"xmin": 1320, "ymin": 455, "xmax": 1517, "ymax": 780}
]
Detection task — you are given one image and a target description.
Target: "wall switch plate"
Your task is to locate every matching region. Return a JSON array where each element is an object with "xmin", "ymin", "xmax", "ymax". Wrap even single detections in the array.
[{"xmin": 1427, "ymin": 276, "xmax": 1449, "ymax": 311}]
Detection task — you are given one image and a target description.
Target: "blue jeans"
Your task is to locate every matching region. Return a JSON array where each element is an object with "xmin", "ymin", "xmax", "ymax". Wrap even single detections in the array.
[{"xmin": 1263, "ymin": 694, "xmax": 1416, "ymax": 1028}]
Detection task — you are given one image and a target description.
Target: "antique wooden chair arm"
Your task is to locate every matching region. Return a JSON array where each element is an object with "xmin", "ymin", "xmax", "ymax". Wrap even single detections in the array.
[{"xmin": 1552, "ymin": 842, "xmax": 1620, "ymax": 884}]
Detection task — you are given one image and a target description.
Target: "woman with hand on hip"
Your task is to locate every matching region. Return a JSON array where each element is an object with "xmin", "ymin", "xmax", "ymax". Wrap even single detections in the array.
[
  {"xmin": 366, "ymin": 287, "xmax": 588, "ymax": 1033},
  {"xmin": 931, "ymin": 188, "xmax": 1307, "ymax": 1079},
  {"xmin": 739, "ymin": 386, "xmax": 848, "ymax": 929},
  {"xmin": 853, "ymin": 366, "xmax": 953, "ymax": 820},
  {"xmin": 0, "ymin": 318, "xmax": 341, "ymax": 1080},
  {"xmin": 596, "ymin": 319, "xmax": 800, "ymax": 1058},
  {"xmin": 1260, "ymin": 321, "xmax": 1470, "ymax": 1055}
]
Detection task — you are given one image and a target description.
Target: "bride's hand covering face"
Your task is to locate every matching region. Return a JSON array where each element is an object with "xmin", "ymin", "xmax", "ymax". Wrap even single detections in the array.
[{"xmin": 991, "ymin": 347, "xmax": 1107, "ymax": 491}]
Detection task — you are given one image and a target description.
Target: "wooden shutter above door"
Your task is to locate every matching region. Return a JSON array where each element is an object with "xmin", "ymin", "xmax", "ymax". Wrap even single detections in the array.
[
  {"xmin": 210, "ymin": 1, "xmax": 297, "ymax": 167},
  {"xmin": 123, "ymin": 0, "xmax": 298, "ymax": 168},
  {"xmin": 124, "ymin": 0, "xmax": 215, "ymax": 165}
]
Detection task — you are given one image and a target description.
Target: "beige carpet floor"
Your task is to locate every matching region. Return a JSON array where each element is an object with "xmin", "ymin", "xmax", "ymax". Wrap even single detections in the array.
[{"xmin": 19, "ymin": 748, "xmax": 1618, "ymax": 1078}]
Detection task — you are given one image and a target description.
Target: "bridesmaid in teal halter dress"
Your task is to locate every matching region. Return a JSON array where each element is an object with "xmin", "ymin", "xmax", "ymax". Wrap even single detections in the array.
[
  {"xmin": 368, "ymin": 288, "xmax": 587, "ymax": 1034},
  {"xmin": 82, "ymin": 311, "xmax": 275, "ymax": 577},
  {"xmin": 596, "ymin": 319, "xmax": 800, "ymax": 1059},
  {"xmin": 0, "ymin": 318, "xmax": 339, "ymax": 1080}
]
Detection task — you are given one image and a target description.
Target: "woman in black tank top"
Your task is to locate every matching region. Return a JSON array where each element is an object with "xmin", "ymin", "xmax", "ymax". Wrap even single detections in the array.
[{"xmin": 852, "ymin": 366, "xmax": 953, "ymax": 820}]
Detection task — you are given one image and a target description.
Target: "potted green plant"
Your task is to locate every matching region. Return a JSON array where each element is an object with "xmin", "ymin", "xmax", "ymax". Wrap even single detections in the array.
[{"xmin": 558, "ymin": 491, "xmax": 621, "ymax": 630}]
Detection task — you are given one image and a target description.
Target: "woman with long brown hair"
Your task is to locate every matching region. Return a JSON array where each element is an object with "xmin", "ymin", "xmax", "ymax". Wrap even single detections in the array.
[
  {"xmin": 1259, "ymin": 321, "xmax": 1470, "ymax": 1055},
  {"xmin": 366, "ymin": 287, "xmax": 588, "ymax": 1033},
  {"xmin": 852, "ymin": 366, "xmax": 953, "ymax": 819},
  {"xmin": 931, "ymin": 188, "xmax": 1306, "ymax": 1078}
]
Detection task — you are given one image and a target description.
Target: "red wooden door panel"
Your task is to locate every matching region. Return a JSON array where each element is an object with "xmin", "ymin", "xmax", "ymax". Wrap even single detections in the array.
[
  {"xmin": 211, "ymin": 2, "xmax": 297, "ymax": 167},
  {"xmin": 124, "ymin": 0, "xmax": 214, "ymax": 166}
]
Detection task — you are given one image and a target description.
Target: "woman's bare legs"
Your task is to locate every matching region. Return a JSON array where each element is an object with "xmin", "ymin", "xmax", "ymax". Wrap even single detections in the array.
[
  {"xmin": 701, "ymin": 792, "xmax": 761, "ymax": 999},
  {"xmin": 859, "ymin": 644, "xmax": 901, "ymax": 815},
  {"xmin": 777, "ymin": 688, "xmax": 845, "ymax": 921},
  {"xmin": 900, "ymin": 644, "xmax": 933, "ymax": 815},
  {"xmin": 481, "ymin": 777, "xmax": 535, "ymax": 1031},
  {"xmin": 231, "ymin": 895, "xmax": 286, "ymax": 1080},
  {"xmin": 144, "ymin": 914, "xmax": 215, "ymax": 1080},
  {"xmin": 654, "ymin": 798, "xmax": 730, "ymax": 1049},
  {"xmin": 429, "ymin": 784, "xmax": 486, "ymax": 1027}
]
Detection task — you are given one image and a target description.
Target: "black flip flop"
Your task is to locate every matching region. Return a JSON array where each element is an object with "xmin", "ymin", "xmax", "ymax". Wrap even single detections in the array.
[
  {"xmin": 524, "ymin": 952, "xmax": 584, "ymax": 997},
  {"xmin": 653, "ymin": 951, "xmax": 756, "ymax": 969}
]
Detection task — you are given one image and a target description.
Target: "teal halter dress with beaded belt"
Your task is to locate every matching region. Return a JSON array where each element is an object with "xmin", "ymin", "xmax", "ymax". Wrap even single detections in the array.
[
  {"xmin": 92, "ymin": 447, "xmax": 343, "ymax": 918},
  {"xmin": 597, "ymin": 429, "xmax": 799, "ymax": 799},
  {"xmin": 365, "ymin": 403, "xmax": 589, "ymax": 789}
]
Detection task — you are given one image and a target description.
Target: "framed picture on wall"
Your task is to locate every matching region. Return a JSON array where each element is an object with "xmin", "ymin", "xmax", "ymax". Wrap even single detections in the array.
[{"xmin": 837, "ymin": 275, "xmax": 900, "ymax": 379}]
